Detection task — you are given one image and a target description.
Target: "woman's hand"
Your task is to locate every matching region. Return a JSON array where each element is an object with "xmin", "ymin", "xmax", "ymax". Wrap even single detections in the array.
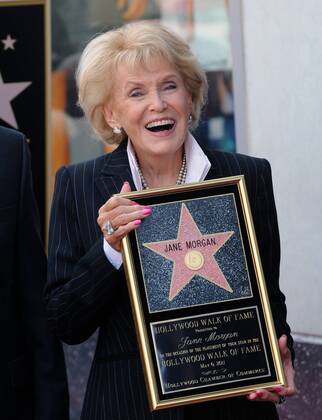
[
  {"xmin": 97, "ymin": 181, "xmax": 152, "ymax": 251},
  {"xmin": 247, "ymin": 334, "xmax": 297, "ymax": 404}
]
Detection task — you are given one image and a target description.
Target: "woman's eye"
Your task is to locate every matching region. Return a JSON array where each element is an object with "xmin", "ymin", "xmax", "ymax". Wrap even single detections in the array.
[
  {"xmin": 164, "ymin": 83, "xmax": 177, "ymax": 90},
  {"xmin": 129, "ymin": 90, "xmax": 143, "ymax": 98}
]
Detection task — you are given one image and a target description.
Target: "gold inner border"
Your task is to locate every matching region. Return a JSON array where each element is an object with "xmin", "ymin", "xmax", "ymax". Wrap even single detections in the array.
[{"xmin": 135, "ymin": 193, "xmax": 253, "ymax": 314}]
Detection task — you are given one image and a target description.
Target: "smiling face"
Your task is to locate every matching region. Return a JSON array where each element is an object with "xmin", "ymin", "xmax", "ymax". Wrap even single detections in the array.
[{"xmin": 104, "ymin": 56, "xmax": 192, "ymax": 161}]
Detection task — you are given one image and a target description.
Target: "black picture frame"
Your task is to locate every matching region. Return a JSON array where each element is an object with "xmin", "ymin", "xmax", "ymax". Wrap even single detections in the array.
[{"xmin": 120, "ymin": 176, "xmax": 284, "ymax": 411}]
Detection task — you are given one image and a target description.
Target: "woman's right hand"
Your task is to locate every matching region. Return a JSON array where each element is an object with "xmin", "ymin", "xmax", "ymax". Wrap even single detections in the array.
[
  {"xmin": 97, "ymin": 181, "xmax": 152, "ymax": 251},
  {"xmin": 247, "ymin": 335, "xmax": 297, "ymax": 404}
]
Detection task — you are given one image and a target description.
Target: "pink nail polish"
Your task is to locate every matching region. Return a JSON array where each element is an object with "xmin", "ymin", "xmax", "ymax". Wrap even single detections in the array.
[
  {"xmin": 134, "ymin": 219, "xmax": 141, "ymax": 226},
  {"xmin": 142, "ymin": 208, "xmax": 152, "ymax": 215},
  {"xmin": 256, "ymin": 391, "xmax": 263, "ymax": 398}
]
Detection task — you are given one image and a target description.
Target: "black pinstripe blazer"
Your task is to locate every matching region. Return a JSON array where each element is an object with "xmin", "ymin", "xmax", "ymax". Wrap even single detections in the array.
[{"xmin": 46, "ymin": 139, "xmax": 293, "ymax": 420}]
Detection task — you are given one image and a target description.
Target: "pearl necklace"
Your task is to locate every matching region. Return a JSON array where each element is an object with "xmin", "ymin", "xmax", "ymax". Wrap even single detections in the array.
[{"xmin": 136, "ymin": 153, "xmax": 187, "ymax": 189}]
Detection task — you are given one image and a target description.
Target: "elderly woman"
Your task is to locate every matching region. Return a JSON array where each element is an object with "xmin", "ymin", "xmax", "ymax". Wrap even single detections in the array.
[{"xmin": 46, "ymin": 21, "xmax": 296, "ymax": 420}]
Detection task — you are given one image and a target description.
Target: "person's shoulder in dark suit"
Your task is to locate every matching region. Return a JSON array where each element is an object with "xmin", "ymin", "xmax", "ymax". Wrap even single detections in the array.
[{"xmin": 0, "ymin": 126, "xmax": 69, "ymax": 420}]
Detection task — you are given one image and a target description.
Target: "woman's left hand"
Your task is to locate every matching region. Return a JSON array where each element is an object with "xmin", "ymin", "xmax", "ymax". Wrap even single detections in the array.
[{"xmin": 247, "ymin": 334, "xmax": 297, "ymax": 404}]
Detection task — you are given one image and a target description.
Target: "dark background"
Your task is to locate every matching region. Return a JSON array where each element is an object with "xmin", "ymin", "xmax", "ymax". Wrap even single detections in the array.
[{"xmin": 0, "ymin": 4, "xmax": 46, "ymax": 237}]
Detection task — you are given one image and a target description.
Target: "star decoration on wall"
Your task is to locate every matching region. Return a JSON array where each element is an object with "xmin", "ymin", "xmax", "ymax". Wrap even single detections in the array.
[
  {"xmin": 143, "ymin": 204, "xmax": 234, "ymax": 301},
  {"xmin": 1, "ymin": 34, "xmax": 17, "ymax": 50},
  {"xmin": 0, "ymin": 72, "xmax": 32, "ymax": 128}
]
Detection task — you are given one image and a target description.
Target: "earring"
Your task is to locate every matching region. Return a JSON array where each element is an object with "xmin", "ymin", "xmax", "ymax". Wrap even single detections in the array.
[
  {"xmin": 112, "ymin": 127, "xmax": 122, "ymax": 134},
  {"xmin": 188, "ymin": 114, "xmax": 193, "ymax": 124}
]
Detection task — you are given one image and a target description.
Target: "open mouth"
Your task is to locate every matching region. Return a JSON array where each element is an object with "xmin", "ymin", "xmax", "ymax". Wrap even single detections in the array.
[{"xmin": 145, "ymin": 119, "xmax": 175, "ymax": 132}]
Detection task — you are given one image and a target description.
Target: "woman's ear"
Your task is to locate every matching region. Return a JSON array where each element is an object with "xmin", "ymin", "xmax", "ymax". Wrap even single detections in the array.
[
  {"xmin": 103, "ymin": 103, "xmax": 118, "ymax": 128},
  {"xmin": 187, "ymin": 94, "xmax": 193, "ymax": 114}
]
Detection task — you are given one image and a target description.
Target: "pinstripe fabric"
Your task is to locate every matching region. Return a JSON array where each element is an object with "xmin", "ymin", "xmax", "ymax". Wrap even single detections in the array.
[{"xmin": 46, "ymin": 140, "xmax": 292, "ymax": 420}]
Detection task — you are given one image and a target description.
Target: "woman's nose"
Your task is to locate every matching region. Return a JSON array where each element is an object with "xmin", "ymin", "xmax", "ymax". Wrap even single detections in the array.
[{"xmin": 148, "ymin": 91, "xmax": 167, "ymax": 111}]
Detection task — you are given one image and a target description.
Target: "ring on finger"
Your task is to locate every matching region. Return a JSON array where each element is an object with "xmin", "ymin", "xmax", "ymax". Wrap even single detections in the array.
[{"xmin": 103, "ymin": 220, "xmax": 116, "ymax": 235}]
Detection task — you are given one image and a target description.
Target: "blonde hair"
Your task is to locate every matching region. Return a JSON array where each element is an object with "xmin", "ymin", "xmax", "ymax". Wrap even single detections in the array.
[{"xmin": 76, "ymin": 21, "xmax": 208, "ymax": 144}]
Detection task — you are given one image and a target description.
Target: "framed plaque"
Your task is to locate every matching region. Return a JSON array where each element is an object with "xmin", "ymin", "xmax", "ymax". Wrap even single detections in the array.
[{"xmin": 120, "ymin": 175, "xmax": 285, "ymax": 410}]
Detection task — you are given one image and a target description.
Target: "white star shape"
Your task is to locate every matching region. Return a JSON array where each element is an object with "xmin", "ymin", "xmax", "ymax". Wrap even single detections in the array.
[
  {"xmin": 0, "ymin": 73, "xmax": 32, "ymax": 128},
  {"xmin": 1, "ymin": 34, "xmax": 17, "ymax": 51}
]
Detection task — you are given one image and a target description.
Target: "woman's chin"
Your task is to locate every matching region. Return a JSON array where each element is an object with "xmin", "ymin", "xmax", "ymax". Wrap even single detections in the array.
[{"xmin": 143, "ymin": 143, "xmax": 184, "ymax": 160}]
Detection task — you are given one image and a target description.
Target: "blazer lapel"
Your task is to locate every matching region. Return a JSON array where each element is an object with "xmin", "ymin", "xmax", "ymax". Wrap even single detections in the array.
[
  {"xmin": 95, "ymin": 140, "xmax": 136, "ymax": 200},
  {"xmin": 204, "ymin": 149, "xmax": 225, "ymax": 180}
]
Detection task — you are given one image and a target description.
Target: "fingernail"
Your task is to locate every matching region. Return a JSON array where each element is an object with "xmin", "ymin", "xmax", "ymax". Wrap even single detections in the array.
[
  {"xmin": 256, "ymin": 391, "xmax": 263, "ymax": 397},
  {"xmin": 134, "ymin": 219, "xmax": 141, "ymax": 226},
  {"xmin": 142, "ymin": 208, "xmax": 152, "ymax": 215}
]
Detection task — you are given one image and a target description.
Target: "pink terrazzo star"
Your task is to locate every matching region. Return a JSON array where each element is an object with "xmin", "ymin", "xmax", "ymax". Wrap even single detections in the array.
[{"xmin": 143, "ymin": 204, "xmax": 234, "ymax": 301}]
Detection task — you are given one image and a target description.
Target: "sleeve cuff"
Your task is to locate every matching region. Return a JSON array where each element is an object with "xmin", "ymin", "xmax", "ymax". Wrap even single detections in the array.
[{"xmin": 103, "ymin": 237, "xmax": 123, "ymax": 269}]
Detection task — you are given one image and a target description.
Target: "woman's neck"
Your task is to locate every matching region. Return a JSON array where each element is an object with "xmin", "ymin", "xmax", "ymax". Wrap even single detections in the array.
[{"xmin": 136, "ymin": 148, "xmax": 184, "ymax": 189}]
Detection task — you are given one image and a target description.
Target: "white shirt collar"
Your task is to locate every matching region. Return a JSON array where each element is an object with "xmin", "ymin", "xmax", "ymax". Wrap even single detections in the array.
[{"xmin": 127, "ymin": 132, "xmax": 211, "ymax": 190}]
